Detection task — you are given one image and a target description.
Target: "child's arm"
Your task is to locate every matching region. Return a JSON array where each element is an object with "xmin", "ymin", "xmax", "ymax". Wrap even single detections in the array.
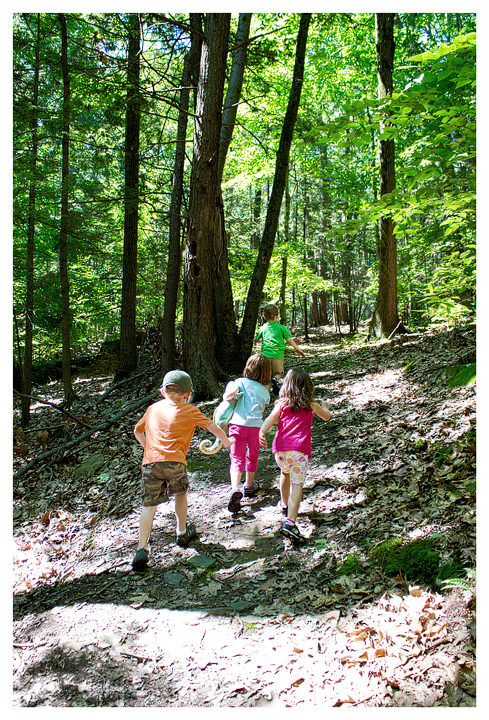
[
  {"xmin": 312, "ymin": 400, "xmax": 331, "ymax": 422},
  {"xmin": 207, "ymin": 421, "xmax": 235, "ymax": 448},
  {"xmin": 259, "ymin": 403, "xmax": 281, "ymax": 448},
  {"xmin": 222, "ymin": 381, "xmax": 238, "ymax": 402},
  {"xmin": 286, "ymin": 337, "xmax": 306, "ymax": 358},
  {"xmin": 134, "ymin": 429, "xmax": 146, "ymax": 448}
]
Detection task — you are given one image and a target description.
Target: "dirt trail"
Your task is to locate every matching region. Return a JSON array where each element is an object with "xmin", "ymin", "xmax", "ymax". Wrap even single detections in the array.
[{"xmin": 13, "ymin": 327, "xmax": 476, "ymax": 707}]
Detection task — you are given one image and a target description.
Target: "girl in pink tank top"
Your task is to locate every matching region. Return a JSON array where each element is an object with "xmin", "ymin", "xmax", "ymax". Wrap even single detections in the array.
[{"xmin": 259, "ymin": 368, "xmax": 331, "ymax": 543}]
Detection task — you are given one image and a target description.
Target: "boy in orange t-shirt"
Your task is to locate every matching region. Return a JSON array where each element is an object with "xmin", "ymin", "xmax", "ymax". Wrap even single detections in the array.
[{"xmin": 132, "ymin": 370, "xmax": 233, "ymax": 571}]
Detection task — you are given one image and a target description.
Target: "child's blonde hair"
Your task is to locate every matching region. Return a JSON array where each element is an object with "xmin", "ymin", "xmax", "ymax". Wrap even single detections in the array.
[
  {"xmin": 280, "ymin": 368, "xmax": 315, "ymax": 411},
  {"xmin": 262, "ymin": 304, "xmax": 279, "ymax": 322},
  {"xmin": 243, "ymin": 353, "xmax": 272, "ymax": 386}
]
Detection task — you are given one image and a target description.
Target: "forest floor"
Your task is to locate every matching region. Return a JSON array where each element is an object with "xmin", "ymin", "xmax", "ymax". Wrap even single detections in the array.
[{"xmin": 12, "ymin": 325, "xmax": 477, "ymax": 708}]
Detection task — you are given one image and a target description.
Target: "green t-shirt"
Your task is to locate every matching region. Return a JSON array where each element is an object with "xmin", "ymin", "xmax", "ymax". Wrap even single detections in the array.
[{"xmin": 256, "ymin": 321, "xmax": 292, "ymax": 359}]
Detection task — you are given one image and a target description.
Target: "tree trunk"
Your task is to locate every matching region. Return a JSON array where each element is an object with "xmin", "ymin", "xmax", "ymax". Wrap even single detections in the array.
[
  {"xmin": 238, "ymin": 13, "xmax": 311, "ymax": 365},
  {"xmin": 183, "ymin": 13, "xmax": 231, "ymax": 399},
  {"xmin": 217, "ymin": 13, "xmax": 251, "ymax": 189},
  {"xmin": 161, "ymin": 13, "xmax": 202, "ymax": 376},
  {"xmin": 58, "ymin": 13, "xmax": 74, "ymax": 405},
  {"xmin": 21, "ymin": 13, "xmax": 41, "ymax": 427},
  {"xmin": 279, "ymin": 165, "xmax": 291, "ymax": 325},
  {"xmin": 212, "ymin": 13, "xmax": 252, "ymax": 375},
  {"xmin": 303, "ymin": 294, "xmax": 309, "ymax": 340},
  {"xmin": 310, "ymin": 291, "xmax": 320, "ymax": 327},
  {"xmin": 251, "ymin": 185, "xmax": 261, "ymax": 249},
  {"xmin": 116, "ymin": 13, "xmax": 141, "ymax": 380},
  {"xmin": 371, "ymin": 13, "xmax": 401, "ymax": 339},
  {"xmin": 319, "ymin": 153, "xmax": 331, "ymax": 326}
]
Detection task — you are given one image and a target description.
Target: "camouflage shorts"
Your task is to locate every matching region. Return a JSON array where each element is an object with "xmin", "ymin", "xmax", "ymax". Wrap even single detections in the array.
[{"xmin": 141, "ymin": 461, "xmax": 189, "ymax": 507}]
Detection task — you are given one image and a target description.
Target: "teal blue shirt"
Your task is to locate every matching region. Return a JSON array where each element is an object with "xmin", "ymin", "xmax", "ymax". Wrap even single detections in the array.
[{"xmin": 224, "ymin": 377, "xmax": 270, "ymax": 427}]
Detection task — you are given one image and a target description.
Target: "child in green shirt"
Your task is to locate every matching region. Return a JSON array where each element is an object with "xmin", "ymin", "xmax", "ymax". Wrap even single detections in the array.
[{"xmin": 255, "ymin": 304, "xmax": 305, "ymax": 391}]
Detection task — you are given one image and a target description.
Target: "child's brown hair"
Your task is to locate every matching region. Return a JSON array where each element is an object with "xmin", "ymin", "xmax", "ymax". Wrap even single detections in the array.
[
  {"xmin": 243, "ymin": 353, "xmax": 272, "ymax": 386},
  {"xmin": 262, "ymin": 304, "xmax": 279, "ymax": 322},
  {"xmin": 280, "ymin": 368, "xmax": 315, "ymax": 411}
]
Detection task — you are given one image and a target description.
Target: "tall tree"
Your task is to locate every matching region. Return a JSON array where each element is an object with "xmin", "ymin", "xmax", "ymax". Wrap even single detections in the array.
[
  {"xmin": 116, "ymin": 13, "xmax": 141, "ymax": 380},
  {"xmin": 369, "ymin": 12, "xmax": 402, "ymax": 338},
  {"xmin": 20, "ymin": 13, "xmax": 41, "ymax": 426},
  {"xmin": 58, "ymin": 13, "xmax": 74, "ymax": 404},
  {"xmin": 212, "ymin": 13, "xmax": 252, "ymax": 374},
  {"xmin": 161, "ymin": 13, "xmax": 202, "ymax": 376},
  {"xmin": 183, "ymin": 13, "xmax": 231, "ymax": 399},
  {"xmin": 238, "ymin": 13, "xmax": 311, "ymax": 364}
]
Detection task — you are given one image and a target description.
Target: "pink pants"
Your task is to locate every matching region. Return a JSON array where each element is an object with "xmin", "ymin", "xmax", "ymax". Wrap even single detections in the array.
[{"xmin": 228, "ymin": 424, "xmax": 260, "ymax": 474}]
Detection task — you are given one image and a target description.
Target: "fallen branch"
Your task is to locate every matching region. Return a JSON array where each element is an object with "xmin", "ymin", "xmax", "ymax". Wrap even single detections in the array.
[
  {"xmin": 95, "ymin": 366, "xmax": 158, "ymax": 406},
  {"xmin": 13, "ymin": 390, "xmax": 93, "ymax": 429},
  {"xmin": 13, "ymin": 391, "xmax": 159, "ymax": 483}
]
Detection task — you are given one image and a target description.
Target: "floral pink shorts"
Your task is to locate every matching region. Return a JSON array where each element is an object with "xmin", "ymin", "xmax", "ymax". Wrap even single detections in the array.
[{"xmin": 274, "ymin": 451, "xmax": 309, "ymax": 485}]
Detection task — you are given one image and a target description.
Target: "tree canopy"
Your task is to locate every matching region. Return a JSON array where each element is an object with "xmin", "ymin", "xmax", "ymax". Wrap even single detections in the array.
[{"xmin": 13, "ymin": 12, "xmax": 476, "ymax": 401}]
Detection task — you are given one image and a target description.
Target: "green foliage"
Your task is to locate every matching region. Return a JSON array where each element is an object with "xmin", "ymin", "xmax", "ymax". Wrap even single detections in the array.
[
  {"xmin": 13, "ymin": 12, "xmax": 477, "ymax": 364},
  {"xmin": 369, "ymin": 537, "xmax": 403, "ymax": 562},
  {"xmin": 337, "ymin": 553, "xmax": 360, "ymax": 575},
  {"xmin": 441, "ymin": 568, "xmax": 476, "ymax": 596},
  {"xmin": 436, "ymin": 561, "xmax": 464, "ymax": 583},
  {"xmin": 371, "ymin": 538, "xmax": 440, "ymax": 584},
  {"xmin": 446, "ymin": 363, "xmax": 476, "ymax": 387}
]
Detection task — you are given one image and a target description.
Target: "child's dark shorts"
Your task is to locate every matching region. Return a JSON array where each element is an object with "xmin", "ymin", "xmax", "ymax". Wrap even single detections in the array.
[{"xmin": 141, "ymin": 461, "xmax": 189, "ymax": 506}]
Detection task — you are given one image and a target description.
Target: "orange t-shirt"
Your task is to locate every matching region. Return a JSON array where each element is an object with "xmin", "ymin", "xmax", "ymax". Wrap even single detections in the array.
[{"xmin": 134, "ymin": 398, "xmax": 212, "ymax": 466}]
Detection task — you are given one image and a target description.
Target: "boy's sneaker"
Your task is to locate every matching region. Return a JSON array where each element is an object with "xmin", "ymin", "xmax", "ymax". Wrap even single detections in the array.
[
  {"xmin": 243, "ymin": 481, "xmax": 261, "ymax": 497},
  {"xmin": 132, "ymin": 547, "xmax": 149, "ymax": 571},
  {"xmin": 176, "ymin": 522, "xmax": 197, "ymax": 547},
  {"xmin": 280, "ymin": 519, "xmax": 306, "ymax": 544},
  {"xmin": 271, "ymin": 377, "xmax": 280, "ymax": 396},
  {"xmin": 228, "ymin": 489, "xmax": 243, "ymax": 513}
]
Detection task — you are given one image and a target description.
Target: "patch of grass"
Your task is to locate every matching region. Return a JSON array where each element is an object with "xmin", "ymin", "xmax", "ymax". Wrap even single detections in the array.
[
  {"xmin": 338, "ymin": 553, "xmax": 360, "ymax": 575},
  {"xmin": 447, "ymin": 363, "xmax": 476, "ymax": 387},
  {"xmin": 369, "ymin": 537, "xmax": 403, "ymax": 562},
  {"xmin": 371, "ymin": 538, "xmax": 440, "ymax": 584},
  {"xmin": 437, "ymin": 561, "xmax": 464, "ymax": 583}
]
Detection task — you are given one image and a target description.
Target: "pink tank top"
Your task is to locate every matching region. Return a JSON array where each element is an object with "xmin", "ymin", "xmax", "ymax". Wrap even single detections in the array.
[{"xmin": 272, "ymin": 403, "xmax": 313, "ymax": 458}]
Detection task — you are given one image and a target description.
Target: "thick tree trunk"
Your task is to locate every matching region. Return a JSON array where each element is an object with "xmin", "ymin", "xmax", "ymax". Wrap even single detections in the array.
[
  {"xmin": 213, "ymin": 13, "xmax": 252, "ymax": 375},
  {"xmin": 216, "ymin": 13, "xmax": 251, "ymax": 189},
  {"xmin": 58, "ymin": 13, "xmax": 74, "ymax": 405},
  {"xmin": 116, "ymin": 13, "xmax": 140, "ymax": 380},
  {"xmin": 183, "ymin": 13, "xmax": 231, "ymax": 399},
  {"xmin": 238, "ymin": 13, "xmax": 311, "ymax": 365},
  {"xmin": 371, "ymin": 13, "xmax": 401, "ymax": 339},
  {"xmin": 161, "ymin": 13, "xmax": 202, "ymax": 376},
  {"xmin": 21, "ymin": 13, "xmax": 40, "ymax": 427}
]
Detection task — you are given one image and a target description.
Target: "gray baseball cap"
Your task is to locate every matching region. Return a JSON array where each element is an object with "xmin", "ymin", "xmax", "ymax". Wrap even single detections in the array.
[{"xmin": 162, "ymin": 370, "xmax": 193, "ymax": 393}]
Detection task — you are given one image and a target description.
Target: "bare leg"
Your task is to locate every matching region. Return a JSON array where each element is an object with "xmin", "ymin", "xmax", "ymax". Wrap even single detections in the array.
[
  {"xmin": 287, "ymin": 483, "xmax": 303, "ymax": 523},
  {"xmin": 243, "ymin": 470, "xmax": 256, "ymax": 489},
  {"xmin": 230, "ymin": 470, "xmax": 242, "ymax": 490},
  {"xmin": 174, "ymin": 492, "xmax": 188, "ymax": 534},
  {"xmin": 138, "ymin": 505, "xmax": 157, "ymax": 549},
  {"xmin": 280, "ymin": 470, "xmax": 290, "ymax": 507}
]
